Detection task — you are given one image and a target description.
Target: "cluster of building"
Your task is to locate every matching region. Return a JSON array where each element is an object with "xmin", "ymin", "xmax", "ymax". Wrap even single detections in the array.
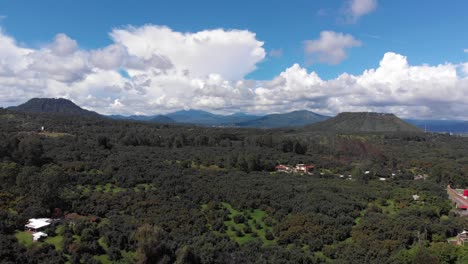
[
  {"xmin": 275, "ymin": 164, "xmax": 315, "ymax": 174},
  {"xmin": 24, "ymin": 212, "xmax": 100, "ymax": 242},
  {"xmin": 25, "ymin": 218, "xmax": 54, "ymax": 241}
]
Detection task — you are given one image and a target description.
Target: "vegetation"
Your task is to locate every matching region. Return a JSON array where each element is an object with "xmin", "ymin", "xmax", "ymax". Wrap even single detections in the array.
[
  {"xmin": 0, "ymin": 108, "xmax": 468, "ymax": 263},
  {"xmin": 305, "ymin": 112, "xmax": 422, "ymax": 132}
]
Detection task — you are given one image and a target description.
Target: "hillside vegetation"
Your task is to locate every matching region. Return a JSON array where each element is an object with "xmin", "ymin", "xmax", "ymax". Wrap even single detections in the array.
[
  {"xmin": 306, "ymin": 112, "xmax": 422, "ymax": 133},
  {"xmin": 7, "ymin": 98, "xmax": 100, "ymax": 117},
  {"xmin": 0, "ymin": 109, "xmax": 467, "ymax": 263}
]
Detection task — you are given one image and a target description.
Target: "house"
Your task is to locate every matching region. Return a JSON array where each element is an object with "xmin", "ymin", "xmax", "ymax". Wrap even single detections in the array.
[
  {"xmin": 448, "ymin": 231, "xmax": 468, "ymax": 246},
  {"xmin": 295, "ymin": 164, "xmax": 307, "ymax": 173},
  {"xmin": 32, "ymin": 232, "xmax": 48, "ymax": 241},
  {"xmin": 25, "ymin": 218, "xmax": 53, "ymax": 242},
  {"xmin": 275, "ymin": 165, "xmax": 292, "ymax": 173},
  {"xmin": 458, "ymin": 231, "xmax": 468, "ymax": 245},
  {"xmin": 275, "ymin": 164, "xmax": 315, "ymax": 174},
  {"xmin": 25, "ymin": 218, "xmax": 52, "ymax": 232},
  {"xmin": 295, "ymin": 164, "xmax": 315, "ymax": 174}
]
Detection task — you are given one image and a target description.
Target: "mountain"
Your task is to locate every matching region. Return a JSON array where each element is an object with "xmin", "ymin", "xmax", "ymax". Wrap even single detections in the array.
[
  {"xmin": 405, "ymin": 119, "xmax": 468, "ymax": 134},
  {"xmin": 237, "ymin": 110, "xmax": 329, "ymax": 128},
  {"xmin": 149, "ymin": 115, "xmax": 175, "ymax": 123},
  {"xmin": 306, "ymin": 112, "xmax": 422, "ymax": 133},
  {"xmin": 166, "ymin": 109, "xmax": 222, "ymax": 125},
  {"xmin": 108, "ymin": 115, "xmax": 153, "ymax": 121},
  {"xmin": 8, "ymin": 98, "xmax": 99, "ymax": 117},
  {"xmin": 166, "ymin": 109, "xmax": 258, "ymax": 126}
]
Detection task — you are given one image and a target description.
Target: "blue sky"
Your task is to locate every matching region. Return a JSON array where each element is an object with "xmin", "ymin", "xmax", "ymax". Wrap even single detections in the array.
[
  {"xmin": 1, "ymin": 0, "xmax": 467, "ymax": 119},
  {"xmin": 2, "ymin": 0, "xmax": 467, "ymax": 79}
]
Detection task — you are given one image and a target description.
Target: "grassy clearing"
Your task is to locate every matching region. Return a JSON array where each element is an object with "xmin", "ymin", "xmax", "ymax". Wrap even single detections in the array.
[
  {"xmin": 210, "ymin": 202, "xmax": 277, "ymax": 246},
  {"xmin": 0, "ymin": 113, "xmax": 16, "ymax": 119},
  {"xmin": 16, "ymin": 225, "xmax": 66, "ymax": 250},
  {"xmin": 120, "ymin": 251, "xmax": 136, "ymax": 263},
  {"xmin": 191, "ymin": 162, "xmax": 224, "ymax": 171},
  {"xmin": 72, "ymin": 234, "xmax": 81, "ymax": 242},
  {"xmin": 94, "ymin": 255, "xmax": 112, "ymax": 264},
  {"xmin": 39, "ymin": 132, "xmax": 73, "ymax": 138},
  {"xmin": 98, "ymin": 237, "xmax": 109, "ymax": 251},
  {"xmin": 378, "ymin": 199, "xmax": 397, "ymax": 215},
  {"xmin": 15, "ymin": 231, "xmax": 34, "ymax": 247},
  {"xmin": 45, "ymin": 235, "xmax": 64, "ymax": 251}
]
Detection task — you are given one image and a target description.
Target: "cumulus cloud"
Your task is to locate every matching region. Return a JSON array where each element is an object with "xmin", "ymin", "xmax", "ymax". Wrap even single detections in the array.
[
  {"xmin": 304, "ymin": 31, "xmax": 362, "ymax": 65},
  {"xmin": 343, "ymin": 0, "xmax": 377, "ymax": 23},
  {"xmin": 252, "ymin": 52, "xmax": 468, "ymax": 119},
  {"xmin": 110, "ymin": 25, "xmax": 265, "ymax": 80},
  {"xmin": 0, "ymin": 25, "xmax": 467, "ymax": 120}
]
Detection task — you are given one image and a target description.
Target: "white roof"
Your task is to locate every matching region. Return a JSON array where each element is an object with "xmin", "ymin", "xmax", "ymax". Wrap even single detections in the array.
[
  {"xmin": 32, "ymin": 232, "xmax": 48, "ymax": 241},
  {"xmin": 25, "ymin": 218, "xmax": 51, "ymax": 230}
]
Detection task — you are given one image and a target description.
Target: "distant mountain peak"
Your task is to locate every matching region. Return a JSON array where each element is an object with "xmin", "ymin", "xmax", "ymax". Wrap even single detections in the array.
[{"xmin": 8, "ymin": 98, "xmax": 99, "ymax": 117}]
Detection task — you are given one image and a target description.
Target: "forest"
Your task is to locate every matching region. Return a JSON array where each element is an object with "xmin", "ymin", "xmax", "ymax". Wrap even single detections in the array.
[{"xmin": 1, "ymin": 108, "xmax": 468, "ymax": 264}]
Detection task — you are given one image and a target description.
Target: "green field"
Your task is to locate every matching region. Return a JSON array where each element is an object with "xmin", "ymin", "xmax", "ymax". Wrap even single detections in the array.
[
  {"xmin": 15, "ymin": 231, "xmax": 34, "ymax": 247},
  {"xmin": 204, "ymin": 202, "xmax": 277, "ymax": 246},
  {"xmin": 16, "ymin": 224, "xmax": 67, "ymax": 250}
]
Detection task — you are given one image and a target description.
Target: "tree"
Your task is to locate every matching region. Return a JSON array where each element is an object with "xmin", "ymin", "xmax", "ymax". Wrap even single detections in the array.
[{"xmin": 135, "ymin": 224, "xmax": 173, "ymax": 264}]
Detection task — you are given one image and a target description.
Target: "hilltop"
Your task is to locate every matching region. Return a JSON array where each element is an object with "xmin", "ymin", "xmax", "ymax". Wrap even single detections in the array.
[
  {"xmin": 8, "ymin": 98, "xmax": 99, "ymax": 117},
  {"xmin": 306, "ymin": 112, "xmax": 422, "ymax": 133}
]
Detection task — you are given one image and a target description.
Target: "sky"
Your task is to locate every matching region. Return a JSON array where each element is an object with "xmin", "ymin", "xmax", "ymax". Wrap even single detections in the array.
[{"xmin": 0, "ymin": 0, "xmax": 467, "ymax": 119}]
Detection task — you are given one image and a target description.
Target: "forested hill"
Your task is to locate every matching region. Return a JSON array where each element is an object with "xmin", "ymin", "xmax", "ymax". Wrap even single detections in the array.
[
  {"xmin": 306, "ymin": 112, "xmax": 422, "ymax": 133},
  {"xmin": 236, "ymin": 110, "xmax": 329, "ymax": 128},
  {"xmin": 7, "ymin": 98, "xmax": 100, "ymax": 117},
  {"xmin": 1, "ymin": 108, "xmax": 468, "ymax": 263}
]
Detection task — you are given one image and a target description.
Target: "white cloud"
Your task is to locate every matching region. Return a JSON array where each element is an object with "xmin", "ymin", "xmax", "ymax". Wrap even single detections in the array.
[
  {"xmin": 464, "ymin": 48, "xmax": 468, "ymax": 53},
  {"xmin": 252, "ymin": 52, "xmax": 468, "ymax": 119},
  {"xmin": 48, "ymin": 34, "xmax": 79, "ymax": 56},
  {"xmin": 0, "ymin": 26, "xmax": 468, "ymax": 120},
  {"xmin": 343, "ymin": 0, "xmax": 377, "ymax": 23},
  {"xmin": 110, "ymin": 25, "xmax": 265, "ymax": 80},
  {"xmin": 304, "ymin": 31, "xmax": 362, "ymax": 65}
]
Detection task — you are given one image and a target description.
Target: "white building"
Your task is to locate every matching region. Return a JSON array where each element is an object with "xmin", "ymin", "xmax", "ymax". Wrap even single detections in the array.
[
  {"xmin": 25, "ymin": 218, "xmax": 53, "ymax": 242},
  {"xmin": 32, "ymin": 232, "xmax": 48, "ymax": 241},
  {"xmin": 25, "ymin": 218, "xmax": 52, "ymax": 231}
]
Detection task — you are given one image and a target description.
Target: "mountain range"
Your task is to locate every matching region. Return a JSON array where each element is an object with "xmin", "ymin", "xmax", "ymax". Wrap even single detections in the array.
[{"xmin": 6, "ymin": 98, "xmax": 468, "ymax": 133}]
